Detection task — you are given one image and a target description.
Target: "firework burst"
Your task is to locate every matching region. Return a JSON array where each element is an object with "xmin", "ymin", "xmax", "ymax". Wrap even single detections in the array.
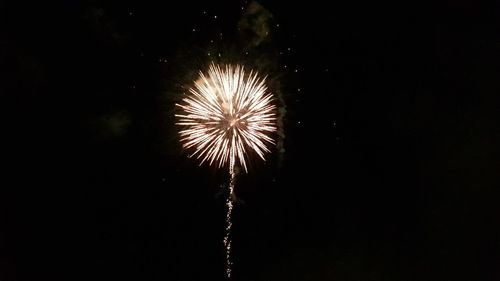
[
  {"xmin": 175, "ymin": 63, "xmax": 276, "ymax": 278},
  {"xmin": 175, "ymin": 63, "xmax": 276, "ymax": 173}
]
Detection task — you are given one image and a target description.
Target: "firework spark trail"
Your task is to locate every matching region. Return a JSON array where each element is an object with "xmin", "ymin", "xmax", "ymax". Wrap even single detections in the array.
[
  {"xmin": 176, "ymin": 63, "xmax": 276, "ymax": 279},
  {"xmin": 224, "ymin": 161, "xmax": 236, "ymax": 278}
]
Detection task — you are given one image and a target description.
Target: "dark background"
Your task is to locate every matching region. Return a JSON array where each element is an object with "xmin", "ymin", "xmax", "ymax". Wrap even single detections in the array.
[{"xmin": 2, "ymin": 1, "xmax": 497, "ymax": 280}]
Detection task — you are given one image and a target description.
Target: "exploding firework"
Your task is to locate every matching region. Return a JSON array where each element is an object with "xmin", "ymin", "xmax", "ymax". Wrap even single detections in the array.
[
  {"xmin": 175, "ymin": 63, "xmax": 276, "ymax": 278},
  {"xmin": 176, "ymin": 63, "xmax": 276, "ymax": 172}
]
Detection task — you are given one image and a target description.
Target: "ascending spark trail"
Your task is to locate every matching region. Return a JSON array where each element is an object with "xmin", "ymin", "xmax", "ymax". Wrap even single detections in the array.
[
  {"xmin": 223, "ymin": 161, "xmax": 236, "ymax": 278},
  {"xmin": 176, "ymin": 63, "xmax": 276, "ymax": 279}
]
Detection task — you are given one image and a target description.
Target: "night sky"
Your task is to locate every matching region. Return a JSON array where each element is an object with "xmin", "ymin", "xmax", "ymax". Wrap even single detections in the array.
[{"xmin": 2, "ymin": 1, "xmax": 497, "ymax": 281}]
